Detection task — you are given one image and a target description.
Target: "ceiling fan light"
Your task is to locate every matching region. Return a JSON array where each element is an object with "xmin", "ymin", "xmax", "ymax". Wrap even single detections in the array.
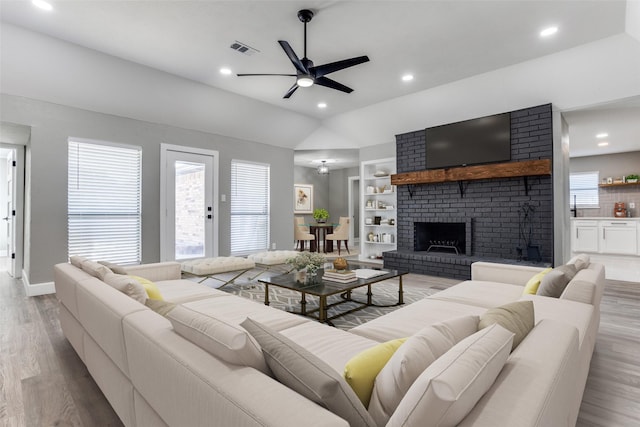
[
  {"xmin": 317, "ymin": 161, "xmax": 330, "ymax": 175},
  {"xmin": 297, "ymin": 76, "xmax": 314, "ymax": 87}
]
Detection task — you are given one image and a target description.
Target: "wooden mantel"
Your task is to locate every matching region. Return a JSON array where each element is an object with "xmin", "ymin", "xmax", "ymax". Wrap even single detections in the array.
[{"xmin": 391, "ymin": 159, "xmax": 552, "ymax": 186}]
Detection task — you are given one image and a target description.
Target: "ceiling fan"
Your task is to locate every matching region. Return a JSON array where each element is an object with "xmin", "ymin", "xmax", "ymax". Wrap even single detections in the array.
[{"xmin": 237, "ymin": 9, "xmax": 370, "ymax": 99}]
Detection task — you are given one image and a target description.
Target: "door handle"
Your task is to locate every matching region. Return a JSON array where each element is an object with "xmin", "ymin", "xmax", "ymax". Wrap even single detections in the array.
[{"xmin": 2, "ymin": 217, "xmax": 9, "ymax": 221}]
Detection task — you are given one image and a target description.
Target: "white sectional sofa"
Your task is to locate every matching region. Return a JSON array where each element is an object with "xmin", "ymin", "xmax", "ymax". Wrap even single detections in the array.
[{"xmin": 54, "ymin": 256, "xmax": 604, "ymax": 427}]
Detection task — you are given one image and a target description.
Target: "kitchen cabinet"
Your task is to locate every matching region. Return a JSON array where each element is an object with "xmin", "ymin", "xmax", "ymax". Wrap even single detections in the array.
[
  {"xmin": 570, "ymin": 218, "xmax": 639, "ymax": 256},
  {"xmin": 360, "ymin": 157, "xmax": 396, "ymax": 264},
  {"xmin": 572, "ymin": 220, "xmax": 599, "ymax": 253},
  {"xmin": 600, "ymin": 221, "xmax": 637, "ymax": 255}
]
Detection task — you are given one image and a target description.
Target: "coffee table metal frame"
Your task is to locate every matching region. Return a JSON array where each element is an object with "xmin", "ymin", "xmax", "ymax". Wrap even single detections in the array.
[{"xmin": 259, "ymin": 264, "xmax": 407, "ymax": 325}]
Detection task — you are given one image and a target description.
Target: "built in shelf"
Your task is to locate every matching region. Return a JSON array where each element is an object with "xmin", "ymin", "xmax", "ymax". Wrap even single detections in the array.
[
  {"xmin": 390, "ymin": 159, "xmax": 551, "ymax": 186},
  {"xmin": 599, "ymin": 182, "xmax": 640, "ymax": 188}
]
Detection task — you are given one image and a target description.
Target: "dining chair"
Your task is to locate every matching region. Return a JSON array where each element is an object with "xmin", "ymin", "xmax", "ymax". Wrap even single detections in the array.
[
  {"xmin": 326, "ymin": 216, "xmax": 350, "ymax": 255},
  {"xmin": 294, "ymin": 216, "xmax": 315, "ymax": 251}
]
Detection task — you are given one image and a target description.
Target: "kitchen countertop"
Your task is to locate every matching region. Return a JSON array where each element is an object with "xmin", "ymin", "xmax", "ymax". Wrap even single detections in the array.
[{"xmin": 571, "ymin": 217, "xmax": 639, "ymax": 220}]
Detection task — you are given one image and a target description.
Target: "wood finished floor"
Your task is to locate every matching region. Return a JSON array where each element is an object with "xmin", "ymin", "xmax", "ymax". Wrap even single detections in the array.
[{"xmin": 1, "ymin": 272, "xmax": 638, "ymax": 426}]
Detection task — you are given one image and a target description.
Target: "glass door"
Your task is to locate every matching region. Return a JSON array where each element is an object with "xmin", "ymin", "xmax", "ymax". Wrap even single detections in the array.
[{"xmin": 164, "ymin": 149, "xmax": 216, "ymax": 260}]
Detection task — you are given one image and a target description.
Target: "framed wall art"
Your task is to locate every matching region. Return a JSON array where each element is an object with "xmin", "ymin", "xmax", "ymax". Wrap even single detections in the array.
[{"xmin": 294, "ymin": 184, "xmax": 313, "ymax": 213}]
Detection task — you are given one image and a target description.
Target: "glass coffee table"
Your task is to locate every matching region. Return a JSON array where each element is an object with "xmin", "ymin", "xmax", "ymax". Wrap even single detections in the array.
[{"xmin": 259, "ymin": 263, "xmax": 408, "ymax": 325}]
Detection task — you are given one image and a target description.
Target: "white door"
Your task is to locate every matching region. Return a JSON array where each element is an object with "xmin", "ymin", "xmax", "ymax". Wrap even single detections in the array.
[
  {"xmin": 162, "ymin": 147, "xmax": 218, "ymax": 261},
  {"xmin": 4, "ymin": 148, "xmax": 24, "ymax": 277}
]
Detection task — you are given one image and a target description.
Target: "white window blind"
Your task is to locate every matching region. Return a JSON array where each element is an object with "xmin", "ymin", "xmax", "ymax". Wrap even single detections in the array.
[
  {"xmin": 68, "ymin": 139, "xmax": 142, "ymax": 264},
  {"xmin": 230, "ymin": 160, "xmax": 270, "ymax": 255},
  {"xmin": 569, "ymin": 171, "xmax": 599, "ymax": 208}
]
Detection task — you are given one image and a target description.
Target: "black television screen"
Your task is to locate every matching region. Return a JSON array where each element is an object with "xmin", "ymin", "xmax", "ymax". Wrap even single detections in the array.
[{"xmin": 425, "ymin": 112, "xmax": 511, "ymax": 169}]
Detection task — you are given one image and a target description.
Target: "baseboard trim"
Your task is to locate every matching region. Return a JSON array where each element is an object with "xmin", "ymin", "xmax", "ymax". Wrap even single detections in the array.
[{"xmin": 22, "ymin": 269, "xmax": 55, "ymax": 296}]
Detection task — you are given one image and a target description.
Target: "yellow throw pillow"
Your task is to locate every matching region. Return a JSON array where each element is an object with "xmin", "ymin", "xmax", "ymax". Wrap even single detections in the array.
[
  {"xmin": 343, "ymin": 337, "xmax": 407, "ymax": 408},
  {"xmin": 129, "ymin": 275, "xmax": 164, "ymax": 300},
  {"xmin": 522, "ymin": 268, "xmax": 552, "ymax": 295}
]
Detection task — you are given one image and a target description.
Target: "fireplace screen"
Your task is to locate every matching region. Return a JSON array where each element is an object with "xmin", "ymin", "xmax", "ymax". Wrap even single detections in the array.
[{"xmin": 415, "ymin": 222, "xmax": 466, "ymax": 255}]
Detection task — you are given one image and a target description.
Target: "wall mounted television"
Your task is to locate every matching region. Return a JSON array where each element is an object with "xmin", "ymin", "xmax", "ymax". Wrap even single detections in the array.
[{"xmin": 425, "ymin": 112, "xmax": 511, "ymax": 169}]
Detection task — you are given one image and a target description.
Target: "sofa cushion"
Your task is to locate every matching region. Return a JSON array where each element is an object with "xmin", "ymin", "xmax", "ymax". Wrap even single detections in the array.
[
  {"xmin": 387, "ymin": 324, "xmax": 514, "ymax": 427},
  {"xmin": 349, "ymin": 298, "xmax": 486, "ymax": 343},
  {"xmin": 166, "ymin": 305, "xmax": 270, "ymax": 374},
  {"xmin": 241, "ymin": 318, "xmax": 376, "ymax": 427},
  {"xmin": 145, "ymin": 299, "xmax": 177, "ymax": 316},
  {"xmin": 479, "ymin": 300, "xmax": 534, "ymax": 350},
  {"xmin": 103, "ymin": 272, "xmax": 147, "ymax": 303},
  {"xmin": 429, "ymin": 280, "xmax": 525, "ymax": 309},
  {"xmin": 522, "ymin": 268, "xmax": 552, "ymax": 295},
  {"xmin": 343, "ymin": 338, "xmax": 407, "ymax": 408},
  {"xmin": 130, "ymin": 275, "xmax": 164, "ymax": 300},
  {"xmin": 368, "ymin": 315, "xmax": 479, "ymax": 426},
  {"xmin": 537, "ymin": 264, "xmax": 577, "ymax": 298}
]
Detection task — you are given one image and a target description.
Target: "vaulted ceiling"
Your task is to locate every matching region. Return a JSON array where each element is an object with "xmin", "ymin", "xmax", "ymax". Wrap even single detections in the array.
[{"xmin": 1, "ymin": 0, "xmax": 639, "ymax": 157}]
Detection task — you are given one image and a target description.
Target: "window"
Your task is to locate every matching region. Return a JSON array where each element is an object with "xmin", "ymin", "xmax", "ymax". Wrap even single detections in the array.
[
  {"xmin": 569, "ymin": 171, "xmax": 599, "ymax": 208},
  {"xmin": 68, "ymin": 139, "xmax": 142, "ymax": 264},
  {"xmin": 230, "ymin": 160, "xmax": 270, "ymax": 255}
]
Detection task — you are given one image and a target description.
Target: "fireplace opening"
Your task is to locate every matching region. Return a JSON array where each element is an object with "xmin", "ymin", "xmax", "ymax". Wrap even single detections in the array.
[{"xmin": 415, "ymin": 222, "xmax": 466, "ymax": 255}]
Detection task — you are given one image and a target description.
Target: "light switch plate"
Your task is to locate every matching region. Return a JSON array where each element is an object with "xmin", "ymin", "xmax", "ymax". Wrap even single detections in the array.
[{"xmin": 630, "ymin": 202, "xmax": 636, "ymax": 209}]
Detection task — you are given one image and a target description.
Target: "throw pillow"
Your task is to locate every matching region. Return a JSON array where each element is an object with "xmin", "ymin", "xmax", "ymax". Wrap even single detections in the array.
[
  {"xmin": 145, "ymin": 299, "xmax": 177, "ymax": 316},
  {"xmin": 537, "ymin": 264, "xmax": 577, "ymax": 298},
  {"xmin": 98, "ymin": 260, "xmax": 128, "ymax": 275},
  {"xmin": 522, "ymin": 268, "xmax": 552, "ymax": 295},
  {"xmin": 69, "ymin": 255, "xmax": 87, "ymax": 268},
  {"xmin": 241, "ymin": 318, "xmax": 376, "ymax": 427},
  {"xmin": 567, "ymin": 253, "xmax": 590, "ymax": 272},
  {"xmin": 103, "ymin": 272, "xmax": 147, "ymax": 304},
  {"xmin": 81, "ymin": 259, "xmax": 111, "ymax": 279},
  {"xmin": 368, "ymin": 315, "xmax": 479, "ymax": 426},
  {"xmin": 478, "ymin": 300, "xmax": 534, "ymax": 350},
  {"xmin": 387, "ymin": 324, "xmax": 514, "ymax": 427},
  {"xmin": 343, "ymin": 337, "xmax": 407, "ymax": 408},
  {"xmin": 129, "ymin": 275, "xmax": 164, "ymax": 300},
  {"xmin": 167, "ymin": 306, "xmax": 269, "ymax": 374}
]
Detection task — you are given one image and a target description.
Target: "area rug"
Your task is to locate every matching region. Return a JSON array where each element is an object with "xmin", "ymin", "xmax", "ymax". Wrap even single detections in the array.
[{"xmin": 221, "ymin": 278, "xmax": 444, "ymax": 330}]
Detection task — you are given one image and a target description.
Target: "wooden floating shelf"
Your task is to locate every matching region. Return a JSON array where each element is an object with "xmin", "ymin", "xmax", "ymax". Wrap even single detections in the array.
[
  {"xmin": 599, "ymin": 182, "xmax": 639, "ymax": 188},
  {"xmin": 390, "ymin": 159, "xmax": 552, "ymax": 186}
]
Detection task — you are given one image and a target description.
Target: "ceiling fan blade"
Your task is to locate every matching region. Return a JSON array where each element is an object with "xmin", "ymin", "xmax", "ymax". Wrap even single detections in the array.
[
  {"xmin": 237, "ymin": 73, "xmax": 296, "ymax": 77},
  {"xmin": 283, "ymin": 83, "xmax": 299, "ymax": 99},
  {"xmin": 315, "ymin": 76, "xmax": 353, "ymax": 94},
  {"xmin": 311, "ymin": 56, "xmax": 370, "ymax": 78},
  {"xmin": 278, "ymin": 40, "xmax": 307, "ymax": 74}
]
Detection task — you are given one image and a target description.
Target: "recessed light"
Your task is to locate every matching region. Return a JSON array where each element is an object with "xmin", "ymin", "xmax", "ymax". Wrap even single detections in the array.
[
  {"xmin": 540, "ymin": 26, "xmax": 558, "ymax": 37},
  {"xmin": 598, "ymin": 142, "xmax": 609, "ymax": 147},
  {"xmin": 402, "ymin": 74, "xmax": 414, "ymax": 82},
  {"xmin": 32, "ymin": 0, "xmax": 53, "ymax": 11},
  {"xmin": 596, "ymin": 133, "xmax": 608, "ymax": 138},
  {"xmin": 219, "ymin": 67, "xmax": 232, "ymax": 75},
  {"xmin": 317, "ymin": 102, "xmax": 327, "ymax": 109}
]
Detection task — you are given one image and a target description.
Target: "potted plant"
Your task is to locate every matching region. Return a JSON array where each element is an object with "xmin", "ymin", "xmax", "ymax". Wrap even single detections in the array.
[
  {"xmin": 626, "ymin": 174, "xmax": 639, "ymax": 183},
  {"xmin": 313, "ymin": 208, "xmax": 329, "ymax": 223}
]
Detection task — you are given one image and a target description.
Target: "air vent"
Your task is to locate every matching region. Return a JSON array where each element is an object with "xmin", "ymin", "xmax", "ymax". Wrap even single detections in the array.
[{"xmin": 230, "ymin": 40, "xmax": 259, "ymax": 56}]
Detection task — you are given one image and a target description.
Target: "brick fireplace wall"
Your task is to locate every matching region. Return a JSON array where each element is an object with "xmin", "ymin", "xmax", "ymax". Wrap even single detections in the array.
[{"xmin": 385, "ymin": 104, "xmax": 554, "ymax": 279}]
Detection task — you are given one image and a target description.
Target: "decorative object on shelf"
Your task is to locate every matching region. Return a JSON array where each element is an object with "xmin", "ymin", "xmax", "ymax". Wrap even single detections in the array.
[
  {"xmin": 294, "ymin": 184, "xmax": 313, "ymax": 214},
  {"xmin": 606, "ymin": 177, "xmax": 613, "ymax": 184},
  {"xmin": 368, "ymin": 231, "xmax": 375, "ymax": 242},
  {"xmin": 626, "ymin": 174, "xmax": 639, "ymax": 183},
  {"xmin": 614, "ymin": 202, "xmax": 627, "ymax": 218},
  {"xmin": 374, "ymin": 216, "xmax": 381, "ymax": 225},
  {"xmin": 317, "ymin": 160, "xmax": 330, "ymax": 175},
  {"xmin": 313, "ymin": 208, "xmax": 329, "ymax": 223},
  {"xmin": 373, "ymin": 169, "xmax": 389, "ymax": 177},
  {"xmin": 333, "ymin": 257, "xmax": 348, "ymax": 271},
  {"xmin": 366, "ymin": 185, "xmax": 376, "ymax": 194},
  {"xmin": 286, "ymin": 252, "xmax": 326, "ymax": 283},
  {"xmin": 365, "ymin": 218, "xmax": 373, "ymax": 225}
]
